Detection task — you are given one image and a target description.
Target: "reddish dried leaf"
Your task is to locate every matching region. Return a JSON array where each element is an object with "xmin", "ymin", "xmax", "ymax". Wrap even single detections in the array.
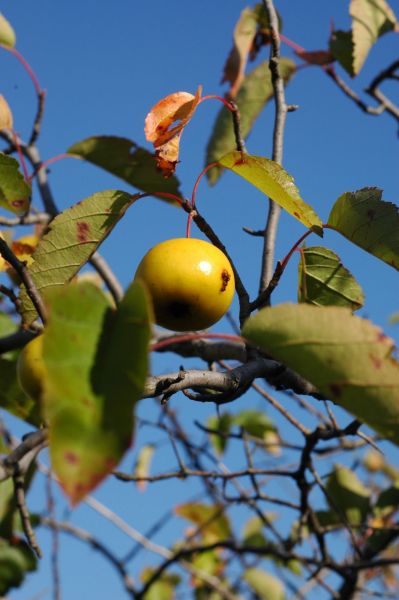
[
  {"xmin": 295, "ymin": 49, "xmax": 335, "ymax": 66},
  {"xmin": 144, "ymin": 86, "xmax": 202, "ymax": 177},
  {"xmin": 221, "ymin": 7, "xmax": 259, "ymax": 98}
]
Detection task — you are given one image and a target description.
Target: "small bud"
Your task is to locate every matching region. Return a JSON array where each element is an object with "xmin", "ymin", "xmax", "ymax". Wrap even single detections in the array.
[{"xmin": 0, "ymin": 95, "xmax": 13, "ymax": 130}]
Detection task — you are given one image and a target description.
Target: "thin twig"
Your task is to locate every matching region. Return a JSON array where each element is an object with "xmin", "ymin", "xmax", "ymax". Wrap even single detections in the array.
[
  {"xmin": 40, "ymin": 517, "xmax": 136, "ymax": 598},
  {"xmin": 259, "ymin": 0, "xmax": 289, "ymax": 294},
  {"xmin": 13, "ymin": 464, "xmax": 42, "ymax": 558}
]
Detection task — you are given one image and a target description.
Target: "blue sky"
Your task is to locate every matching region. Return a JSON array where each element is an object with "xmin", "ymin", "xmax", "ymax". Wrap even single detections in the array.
[{"xmin": 1, "ymin": 2, "xmax": 398, "ymax": 599}]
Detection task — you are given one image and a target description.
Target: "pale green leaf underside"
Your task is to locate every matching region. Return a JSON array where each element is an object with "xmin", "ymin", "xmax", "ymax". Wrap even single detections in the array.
[
  {"xmin": 206, "ymin": 58, "xmax": 295, "ymax": 185},
  {"xmin": 219, "ymin": 152, "xmax": 323, "ymax": 231},
  {"xmin": 243, "ymin": 304, "xmax": 399, "ymax": 445},
  {"xmin": 328, "ymin": 187, "xmax": 399, "ymax": 270},
  {"xmin": 298, "ymin": 246, "xmax": 364, "ymax": 310},
  {"xmin": 43, "ymin": 281, "xmax": 151, "ymax": 505},
  {"xmin": 19, "ymin": 190, "xmax": 139, "ymax": 324},
  {"xmin": 350, "ymin": 0, "xmax": 397, "ymax": 74},
  {"xmin": 244, "ymin": 568, "xmax": 285, "ymax": 600},
  {"xmin": 68, "ymin": 136, "xmax": 181, "ymax": 199}
]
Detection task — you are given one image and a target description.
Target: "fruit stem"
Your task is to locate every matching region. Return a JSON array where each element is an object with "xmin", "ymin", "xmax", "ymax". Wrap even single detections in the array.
[
  {"xmin": 199, "ymin": 95, "xmax": 237, "ymax": 112},
  {"xmin": 151, "ymin": 332, "xmax": 244, "ymax": 352},
  {"xmin": 191, "ymin": 162, "xmax": 219, "ymax": 209},
  {"xmin": 279, "ymin": 228, "xmax": 314, "ymax": 271},
  {"xmin": 279, "ymin": 33, "xmax": 305, "ymax": 54},
  {"xmin": 0, "ymin": 44, "xmax": 42, "ymax": 95},
  {"xmin": 28, "ymin": 153, "xmax": 71, "ymax": 182}
]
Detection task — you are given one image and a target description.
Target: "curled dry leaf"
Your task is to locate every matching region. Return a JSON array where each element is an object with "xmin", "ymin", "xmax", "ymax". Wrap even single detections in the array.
[
  {"xmin": 144, "ymin": 86, "xmax": 202, "ymax": 177},
  {"xmin": 0, "ymin": 95, "xmax": 13, "ymax": 130},
  {"xmin": 295, "ymin": 49, "xmax": 335, "ymax": 66}
]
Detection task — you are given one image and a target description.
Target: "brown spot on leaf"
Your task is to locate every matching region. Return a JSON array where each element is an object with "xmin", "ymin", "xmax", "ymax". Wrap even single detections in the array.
[
  {"xmin": 369, "ymin": 354, "xmax": 382, "ymax": 369},
  {"xmin": 65, "ymin": 451, "xmax": 79, "ymax": 464},
  {"xmin": 367, "ymin": 209, "xmax": 376, "ymax": 221},
  {"xmin": 76, "ymin": 221, "xmax": 90, "ymax": 243},
  {"xmin": 11, "ymin": 199, "xmax": 26, "ymax": 208},
  {"xmin": 220, "ymin": 269, "xmax": 231, "ymax": 292}
]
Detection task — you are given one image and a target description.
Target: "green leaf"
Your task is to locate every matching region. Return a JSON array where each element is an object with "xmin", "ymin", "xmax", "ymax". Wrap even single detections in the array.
[
  {"xmin": 389, "ymin": 311, "xmax": 399, "ymax": 324},
  {"xmin": 207, "ymin": 412, "xmax": 232, "ymax": 456},
  {"xmin": 174, "ymin": 503, "xmax": 231, "ymax": 543},
  {"xmin": 0, "ymin": 358, "xmax": 41, "ymax": 425},
  {"xmin": 242, "ymin": 304, "xmax": 399, "ymax": 445},
  {"xmin": 140, "ymin": 568, "xmax": 180, "ymax": 600},
  {"xmin": 206, "ymin": 59, "xmax": 295, "ymax": 185},
  {"xmin": 234, "ymin": 409, "xmax": 275, "ymax": 438},
  {"xmin": 218, "ymin": 152, "xmax": 323, "ymax": 232},
  {"xmin": 374, "ymin": 482, "xmax": 399, "ymax": 518},
  {"xmin": 134, "ymin": 444, "xmax": 155, "ymax": 491},
  {"xmin": 326, "ymin": 465, "xmax": 371, "ymax": 526},
  {"xmin": 0, "ymin": 14, "xmax": 16, "ymax": 48},
  {"xmin": 350, "ymin": 0, "xmax": 397, "ymax": 75},
  {"xmin": 0, "ymin": 538, "xmax": 37, "ymax": 595},
  {"xmin": 242, "ymin": 516, "xmax": 268, "ymax": 547},
  {"xmin": 327, "ymin": 188, "xmax": 399, "ymax": 270},
  {"xmin": 0, "ymin": 154, "xmax": 30, "ymax": 215},
  {"xmin": 244, "ymin": 568, "xmax": 285, "ymax": 600},
  {"xmin": 67, "ymin": 136, "xmax": 182, "ymax": 199},
  {"xmin": 329, "ymin": 30, "xmax": 355, "ymax": 77},
  {"xmin": 298, "ymin": 246, "xmax": 364, "ymax": 310},
  {"xmin": 42, "ymin": 280, "xmax": 151, "ymax": 505},
  {"xmin": 19, "ymin": 190, "xmax": 139, "ymax": 325}
]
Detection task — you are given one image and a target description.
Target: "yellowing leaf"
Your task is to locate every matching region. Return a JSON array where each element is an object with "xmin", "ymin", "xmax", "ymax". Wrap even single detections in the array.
[
  {"xmin": 67, "ymin": 136, "xmax": 181, "ymax": 199},
  {"xmin": 327, "ymin": 187, "xmax": 399, "ymax": 270},
  {"xmin": 174, "ymin": 503, "xmax": 231, "ymax": 543},
  {"xmin": 298, "ymin": 246, "xmax": 364, "ymax": 311},
  {"xmin": 42, "ymin": 281, "xmax": 151, "ymax": 505},
  {"xmin": 144, "ymin": 86, "xmax": 202, "ymax": 177},
  {"xmin": 0, "ymin": 96, "xmax": 13, "ymax": 130},
  {"xmin": 219, "ymin": 152, "xmax": 323, "ymax": 232},
  {"xmin": 0, "ymin": 13, "xmax": 16, "ymax": 48},
  {"xmin": 350, "ymin": 0, "xmax": 397, "ymax": 74},
  {"xmin": 0, "ymin": 153, "xmax": 30, "ymax": 215},
  {"xmin": 19, "ymin": 190, "xmax": 140, "ymax": 325},
  {"xmin": 206, "ymin": 59, "xmax": 295, "ymax": 185},
  {"xmin": 242, "ymin": 304, "xmax": 399, "ymax": 445},
  {"xmin": 134, "ymin": 444, "xmax": 155, "ymax": 492}
]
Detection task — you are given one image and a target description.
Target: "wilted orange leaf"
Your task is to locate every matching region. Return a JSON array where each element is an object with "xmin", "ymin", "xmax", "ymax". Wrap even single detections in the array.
[
  {"xmin": 0, "ymin": 233, "xmax": 38, "ymax": 271},
  {"xmin": 295, "ymin": 49, "xmax": 335, "ymax": 66},
  {"xmin": 221, "ymin": 7, "xmax": 259, "ymax": 98},
  {"xmin": 0, "ymin": 95, "xmax": 13, "ymax": 129},
  {"xmin": 144, "ymin": 86, "xmax": 202, "ymax": 177}
]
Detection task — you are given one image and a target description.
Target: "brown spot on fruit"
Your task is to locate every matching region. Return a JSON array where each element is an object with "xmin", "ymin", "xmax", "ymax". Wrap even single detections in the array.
[
  {"xmin": 220, "ymin": 269, "xmax": 230, "ymax": 292},
  {"xmin": 76, "ymin": 221, "xmax": 90, "ymax": 243},
  {"xmin": 11, "ymin": 199, "xmax": 25, "ymax": 208}
]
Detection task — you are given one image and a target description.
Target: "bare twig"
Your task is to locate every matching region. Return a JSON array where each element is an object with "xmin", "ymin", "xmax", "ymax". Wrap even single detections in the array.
[
  {"xmin": 13, "ymin": 465, "xmax": 42, "ymax": 558},
  {"xmin": 40, "ymin": 517, "xmax": 136, "ymax": 598},
  {"xmin": 0, "ymin": 237, "xmax": 48, "ymax": 324},
  {"xmin": 259, "ymin": 0, "xmax": 289, "ymax": 294}
]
